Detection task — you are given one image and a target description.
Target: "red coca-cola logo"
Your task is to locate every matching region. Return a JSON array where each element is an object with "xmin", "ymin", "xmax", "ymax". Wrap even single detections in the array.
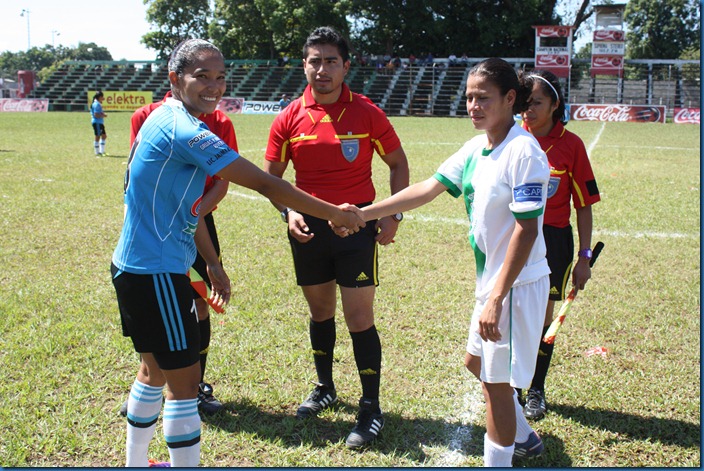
[
  {"xmin": 592, "ymin": 56, "xmax": 622, "ymax": 68},
  {"xmin": 0, "ymin": 98, "xmax": 49, "ymax": 112},
  {"xmin": 538, "ymin": 27, "xmax": 562, "ymax": 37},
  {"xmin": 537, "ymin": 55, "xmax": 568, "ymax": 66},
  {"xmin": 673, "ymin": 108, "xmax": 701, "ymax": 124},
  {"xmin": 571, "ymin": 104, "xmax": 664, "ymax": 123},
  {"xmin": 594, "ymin": 30, "xmax": 625, "ymax": 42}
]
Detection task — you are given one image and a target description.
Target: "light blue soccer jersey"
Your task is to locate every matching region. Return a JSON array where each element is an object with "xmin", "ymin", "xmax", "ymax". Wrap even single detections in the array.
[
  {"xmin": 112, "ymin": 98, "xmax": 239, "ymax": 275},
  {"xmin": 434, "ymin": 123, "xmax": 551, "ymax": 299},
  {"xmin": 90, "ymin": 100, "xmax": 104, "ymax": 124}
]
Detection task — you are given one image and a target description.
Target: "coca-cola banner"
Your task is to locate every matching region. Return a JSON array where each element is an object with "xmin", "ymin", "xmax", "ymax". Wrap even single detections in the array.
[
  {"xmin": 534, "ymin": 26, "xmax": 572, "ymax": 38},
  {"xmin": 570, "ymin": 104, "xmax": 666, "ymax": 123},
  {"xmin": 673, "ymin": 108, "xmax": 700, "ymax": 124},
  {"xmin": 593, "ymin": 29, "xmax": 625, "ymax": 42},
  {"xmin": 0, "ymin": 98, "xmax": 49, "ymax": 112}
]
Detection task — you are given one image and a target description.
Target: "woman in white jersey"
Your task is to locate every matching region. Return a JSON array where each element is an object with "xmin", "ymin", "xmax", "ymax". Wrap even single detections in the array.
[
  {"xmin": 112, "ymin": 38, "xmax": 365, "ymax": 467},
  {"xmin": 345, "ymin": 58, "xmax": 550, "ymax": 467}
]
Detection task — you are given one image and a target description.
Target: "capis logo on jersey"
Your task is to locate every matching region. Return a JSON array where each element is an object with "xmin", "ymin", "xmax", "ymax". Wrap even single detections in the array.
[{"xmin": 513, "ymin": 183, "xmax": 543, "ymax": 202}]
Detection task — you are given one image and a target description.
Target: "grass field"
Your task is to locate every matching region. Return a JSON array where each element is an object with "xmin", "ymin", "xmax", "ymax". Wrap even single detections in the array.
[{"xmin": 0, "ymin": 111, "xmax": 699, "ymax": 467}]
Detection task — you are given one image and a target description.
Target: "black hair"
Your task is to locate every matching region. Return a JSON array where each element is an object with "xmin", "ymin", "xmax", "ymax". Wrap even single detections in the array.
[
  {"xmin": 92, "ymin": 90, "xmax": 104, "ymax": 101},
  {"xmin": 168, "ymin": 38, "xmax": 223, "ymax": 77},
  {"xmin": 520, "ymin": 69, "xmax": 567, "ymax": 125},
  {"xmin": 468, "ymin": 58, "xmax": 532, "ymax": 114},
  {"xmin": 302, "ymin": 26, "xmax": 350, "ymax": 63}
]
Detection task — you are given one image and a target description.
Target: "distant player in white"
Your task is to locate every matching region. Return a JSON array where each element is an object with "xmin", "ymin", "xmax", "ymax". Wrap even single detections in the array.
[{"xmin": 346, "ymin": 58, "xmax": 550, "ymax": 467}]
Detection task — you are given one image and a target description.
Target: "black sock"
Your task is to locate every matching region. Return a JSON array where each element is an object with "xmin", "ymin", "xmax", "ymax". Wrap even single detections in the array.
[
  {"xmin": 199, "ymin": 316, "xmax": 211, "ymax": 383},
  {"xmin": 530, "ymin": 325, "xmax": 554, "ymax": 392},
  {"xmin": 310, "ymin": 318, "xmax": 336, "ymax": 389},
  {"xmin": 350, "ymin": 325, "xmax": 381, "ymax": 404}
]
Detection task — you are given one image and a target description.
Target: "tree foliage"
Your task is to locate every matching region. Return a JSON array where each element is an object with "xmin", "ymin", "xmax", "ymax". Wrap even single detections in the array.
[
  {"xmin": 624, "ymin": 0, "xmax": 701, "ymax": 59},
  {"xmin": 0, "ymin": 43, "xmax": 111, "ymax": 80},
  {"xmin": 209, "ymin": 0, "xmax": 349, "ymax": 61},
  {"xmin": 141, "ymin": 0, "xmax": 212, "ymax": 60}
]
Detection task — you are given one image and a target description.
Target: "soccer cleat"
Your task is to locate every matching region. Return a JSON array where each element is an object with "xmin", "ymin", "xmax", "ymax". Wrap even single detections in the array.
[
  {"xmin": 198, "ymin": 382, "xmax": 224, "ymax": 415},
  {"xmin": 345, "ymin": 397, "xmax": 384, "ymax": 449},
  {"xmin": 523, "ymin": 389, "xmax": 548, "ymax": 420},
  {"xmin": 296, "ymin": 382, "xmax": 338, "ymax": 419},
  {"xmin": 513, "ymin": 431, "xmax": 544, "ymax": 460},
  {"xmin": 118, "ymin": 398, "xmax": 128, "ymax": 417},
  {"xmin": 148, "ymin": 459, "xmax": 171, "ymax": 467}
]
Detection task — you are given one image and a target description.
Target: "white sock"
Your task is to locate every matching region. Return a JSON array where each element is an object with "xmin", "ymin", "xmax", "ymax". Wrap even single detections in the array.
[
  {"xmin": 164, "ymin": 398, "xmax": 200, "ymax": 467},
  {"xmin": 125, "ymin": 380, "xmax": 164, "ymax": 467},
  {"xmin": 513, "ymin": 390, "xmax": 534, "ymax": 443},
  {"xmin": 99, "ymin": 139, "xmax": 106, "ymax": 154},
  {"xmin": 484, "ymin": 433, "xmax": 514, "ymax": 467},
  {"xmin": 94, "ymin": 142, "xmax": 100, "ymax": 154}
]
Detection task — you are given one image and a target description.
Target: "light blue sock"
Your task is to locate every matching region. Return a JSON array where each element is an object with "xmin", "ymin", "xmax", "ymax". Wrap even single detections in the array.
[
  {"xmin": 164, "ymin": 398, "xmax": 200, "ymax": 467},
  {"xmin": 125, "ymin": 380, "xmax": 164, "ymax": 467}
]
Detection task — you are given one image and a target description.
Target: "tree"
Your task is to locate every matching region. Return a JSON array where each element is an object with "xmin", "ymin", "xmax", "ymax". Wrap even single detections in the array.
[
  {"xmin": 624, "ymin": 0, "xmax": 700, "ymax": 59},
  {"xmin": 210, "ymin": 0, "xmax": 349, "ymax": 61},
  {"xmin": 141, "ymin": 0, "xmax": 212, "ymax": 60}
]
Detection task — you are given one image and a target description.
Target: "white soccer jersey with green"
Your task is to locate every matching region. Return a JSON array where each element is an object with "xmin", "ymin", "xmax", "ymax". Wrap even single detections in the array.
[{"xmin": 434, "ymin": 123, "xmax": 551, "ymax": 299}]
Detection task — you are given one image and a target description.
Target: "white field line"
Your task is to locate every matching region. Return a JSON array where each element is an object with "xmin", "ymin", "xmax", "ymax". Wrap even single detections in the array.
[
  {"xmin": 587, "ymin": 121, "xmax": 606, "ymax": 158},
  {"xmin": 227, "ymin": 190, "xmax": 697, "ymax": 240},
  {"xmin": 428, "ymin": 375, "xmax": 484, "ymax": 467}
]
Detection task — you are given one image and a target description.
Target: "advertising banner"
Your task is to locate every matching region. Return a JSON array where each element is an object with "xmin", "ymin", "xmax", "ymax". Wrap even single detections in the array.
[
  {"xmin": 87, "ymin": 91, "xmax": 153, "ymax": 111},
  {"xmin": 570, "ymin": 104, "xmax": 666, "ymax": 123},
  {"xmin": 590, "ymin": 55, "xmax": 624, "ymax": 77},
  {"xmin": 0, "ymin": 98, "xmax": 49, "ymax": 112},
  {"xmin": 673, "ymin": 108, "xmax": 700, "ymax": 124},
  {"xmin": 240, "ymin": 101, "xmax": 283, "ymax": 114},
  {"xmin": 534, "ymin": 26, "xmax": 572, "ymax": 38}
]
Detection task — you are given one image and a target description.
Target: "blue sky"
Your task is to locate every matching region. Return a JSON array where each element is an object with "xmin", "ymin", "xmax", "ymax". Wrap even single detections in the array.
[{"xmin": 2, "ymin": 0, "xmax": 154, "ymax": 60}]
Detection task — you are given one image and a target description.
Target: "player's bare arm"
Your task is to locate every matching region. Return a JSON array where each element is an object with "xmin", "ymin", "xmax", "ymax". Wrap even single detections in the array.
[
  {"xmin": 478, "ymin": 217, "xmax": 539, "ymax": 342},
  {"xmin": 219, "ymin": 156, "xmax": 365, "ymax": 233}
]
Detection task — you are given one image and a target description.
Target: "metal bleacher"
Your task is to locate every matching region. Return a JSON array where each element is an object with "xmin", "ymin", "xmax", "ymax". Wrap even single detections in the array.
[{"xmin": 28, "ymin": 58, "xmax": 700, "ymax": 117}]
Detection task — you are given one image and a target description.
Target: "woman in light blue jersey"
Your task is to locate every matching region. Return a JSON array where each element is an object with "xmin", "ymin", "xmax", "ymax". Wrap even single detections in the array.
[
  {"xmin": 90, "ymin": 90, "xmax": 106, "ymax": 155},
  {"xmin": 111, "ymin": 38, "xmax": 365, "ymax": 467}
]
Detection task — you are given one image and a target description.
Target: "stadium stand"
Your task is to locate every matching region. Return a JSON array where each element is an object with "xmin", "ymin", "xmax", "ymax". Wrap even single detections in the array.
[{"xmin": 28, "ymin": 58, "xmax": 700, "ymax": 117}]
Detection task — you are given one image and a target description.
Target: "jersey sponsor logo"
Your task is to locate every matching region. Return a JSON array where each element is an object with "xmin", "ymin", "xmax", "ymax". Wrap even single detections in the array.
[
  {"xmin": 341, "ymin": 139, "xmax": 360, "ymax": 162},
  {"xmin": 547, "ymin": 176, "xmax": 560, "ymax": 198},
  {"xmin": 513, "ymin": 183, "xmax": 543, "ymax": 202},
  {"xmin": 187, "ymin": 131, "xmax": 212, "ymax": 148}
]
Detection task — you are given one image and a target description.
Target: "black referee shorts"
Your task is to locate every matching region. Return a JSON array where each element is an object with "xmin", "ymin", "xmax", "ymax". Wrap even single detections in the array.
[
  {"xmin": 288, "ymin": 210, "xmax": 379, "ymax": 288},
  {"xmin": 543, "ymin": 224, "xmax": 574, "ymax": 301}
]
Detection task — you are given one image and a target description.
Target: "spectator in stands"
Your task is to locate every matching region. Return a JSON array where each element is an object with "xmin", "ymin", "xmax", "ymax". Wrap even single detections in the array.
[
  {"xmin": 408, "ymin": 53, "xmax": 417, "ymax": 67},
  {"xmin": 264, "ymin": 26, "xmax": 409, "ymax": 449},
  {"xmin": 113, "ymin": 37, "xmax": 364, "ymax": 468},
  {"xmin": 118, "ymin": 88, "xmax": 239, "ymax": 418},
  {"xmin": 279, "ymin": 93, "xmax": 292, "ymax": 109},
  {"xmin": 460, "ymin": 52, "xmax": 470, "ymax": 66},
  {"xmin": 448, "ymin": 53, "xmax": 458, "ymax": 67},
  {"xmin": 90, "ymin": 90, "xmax": 107, "ymax": 156}
]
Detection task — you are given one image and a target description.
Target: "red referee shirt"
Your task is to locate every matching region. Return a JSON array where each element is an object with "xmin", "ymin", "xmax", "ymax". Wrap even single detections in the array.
[
  {"xmin": 265, "ymin": 83, "xmax": 401, "ymax": 205},
  {"xmin": 529, "ymin": 121, "xmax": 600, "ymax": 228}
]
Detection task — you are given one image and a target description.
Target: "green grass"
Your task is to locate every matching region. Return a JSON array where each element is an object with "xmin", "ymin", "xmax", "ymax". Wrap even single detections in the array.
[{"xmin": 0, "ymin": 112, "xmax": 699, "ymax": 467}]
